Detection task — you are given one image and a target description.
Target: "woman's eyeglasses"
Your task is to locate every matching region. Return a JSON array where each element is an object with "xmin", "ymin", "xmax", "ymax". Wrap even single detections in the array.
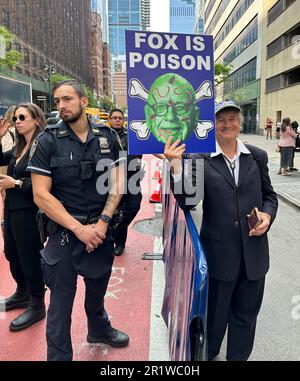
[{"xmin": 12, "ymin": 114, "xmax": 26, "ymax": 123}]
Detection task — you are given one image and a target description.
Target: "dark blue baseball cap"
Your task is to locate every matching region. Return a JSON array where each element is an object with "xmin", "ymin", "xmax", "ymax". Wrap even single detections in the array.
[{"xmin": 215, "ymin": 100, "xmax": 241, "ymax": 115}]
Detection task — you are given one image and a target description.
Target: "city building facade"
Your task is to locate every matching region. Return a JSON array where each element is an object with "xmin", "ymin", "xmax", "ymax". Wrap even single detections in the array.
[
  {"xmin": 205, "ymin": 0, "xmax": 264, "ymax": 134},
  {"xmin": 112, "ymin": 60, "xmax": 127, "ymax": 108},
  {"xmin": 260, "ymin": 0, "xmax": 300, "ymax": 129},
  {"xmin": 108, "ymin": 0, "xmax": 141, "ymax": 61},
  {"xmin": 170, "ymin": 0, "xmax": 195, "ymax": 34},
  {"xmin": 99, "ymin": 0, "xmax": 109, "ymax": 43},
  {"xmin": 141, "ymin": 0, "xmax": 151, "ymax": 31},
  {"xmin": 91, "ymin": 11, "xmax": 104, "ymax": 100},
  {"xmin": 0, "ymin": 0, "xmax": 93, "ymax": 111},
  {"xmin": 102, "ymin": 42, "xmax": 112, "ymax": 98},
  {"xmin": 205, "ymin": 0, "xmax": 300, "ymax": 134},
  {"xmin": 107, "ymin": 0, "xmax": 151, "ymax": 106},
  {"xmin": 194, "ymin": 0, "xmax": 204, "ymax": 34}
]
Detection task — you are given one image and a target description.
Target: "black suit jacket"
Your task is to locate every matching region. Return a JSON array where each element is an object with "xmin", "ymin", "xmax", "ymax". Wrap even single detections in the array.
[
  {"xmin": 0, "ymin": 147, "xmax": 36, "ymax": 211},
  {"xmin": 171, "ymin": 144, "xmax": 278, "ymax": 281}
]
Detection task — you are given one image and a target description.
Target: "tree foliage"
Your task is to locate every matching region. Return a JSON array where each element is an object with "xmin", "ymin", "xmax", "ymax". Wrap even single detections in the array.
[
  {"xmin": 82, "ymin": 84, "xmax": 98, "ymax": 108},
  {"xmin": 0, "ymin": 26, "xmax": 22, "ymax": 68},
  {"xmin": 215, "ymin": 63, "xmax": 232, "ymax": 88},
  {"xmin": 50, "ymin": 73, "xmax": 72, "ymax": 85},
  {"xmin": 50, "ymin": 74, "xmax": 99, "ymax": 108},
  {"xmin": 101, "ymin": 96, "xmax": 115, "ymax": 112}
]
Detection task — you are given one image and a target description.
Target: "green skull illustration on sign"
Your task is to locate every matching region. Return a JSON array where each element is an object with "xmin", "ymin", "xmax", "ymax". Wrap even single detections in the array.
[{"xmin": 144, "ymin": 73, "xmax": 199, "ymax": 144}]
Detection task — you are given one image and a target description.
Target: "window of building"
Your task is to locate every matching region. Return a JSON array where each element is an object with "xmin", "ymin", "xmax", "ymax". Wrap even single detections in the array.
[
  {"xmin": 224, "ymin": 58, "xmax": 257, "ymax": 94},
  {"xmin": 2, "ymin": 8, "xmax": 9, "ymax": 28},
  {"xmin": 286, "ymin": 66, "xmax": 300, "ymax": 86},
  {"xmin": 32, "ymin": 53, "xmax": 36, "ymax": 66},
  {"xmin": 267, "ymin": 0, "xmax": 296, "ymax": 24},
  {"xmin": 213, "ymin": 0, "xmax": 255, "ymax": 50},
  {"xmin": 267, "ymin": 36, "xmax": 284, "ymax": 58},
  {"xmin": 223, "ymin": 17, "xmax": 258, "ymax": 65},
  {"xmin": 205, "ymin": 0, "xmax": 215, "ymax": 22},
  {"xmin": 266, "ymin": 66, "xmax": 300, "ymax": 92},
  {"xmin": 267, "ymin": 22, "xmax": 300, "ymax": 58},
  {"xmin": 206, "ymin": 0, "xmax": 231, "ymax": 35},
  {"xmin": 23, "ymin": 49, "xmax": 29, "ymax": 64},
  {"xmin": 12, "ymin": 22, "xmax": 20, "ymax": 35}
]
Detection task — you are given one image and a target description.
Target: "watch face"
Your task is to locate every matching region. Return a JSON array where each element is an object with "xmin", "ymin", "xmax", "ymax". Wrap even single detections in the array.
[{"xmin": 101, "ymin": 214, "xmax": 110, "ymax": 223}]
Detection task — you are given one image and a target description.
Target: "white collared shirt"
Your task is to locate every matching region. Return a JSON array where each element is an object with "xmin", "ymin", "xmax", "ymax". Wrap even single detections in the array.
[
  {"xmin": 211, "ymin": 138, "xmax": 251, "ymax": 185},
  {"xmin": 171, "ymin": 138, "xmax": 251, "ymax": 183}
]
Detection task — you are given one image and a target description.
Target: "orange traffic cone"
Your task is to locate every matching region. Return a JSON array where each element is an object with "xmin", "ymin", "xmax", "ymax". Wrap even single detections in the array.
[{"xmin": 149, "ymin": 161, "xmax": 162, "ymax": 203}]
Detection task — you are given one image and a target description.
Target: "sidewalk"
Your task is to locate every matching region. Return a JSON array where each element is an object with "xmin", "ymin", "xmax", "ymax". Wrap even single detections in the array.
[{"xmin": 239, "ymin": 134, "xmax": 300, "ymax": 210}]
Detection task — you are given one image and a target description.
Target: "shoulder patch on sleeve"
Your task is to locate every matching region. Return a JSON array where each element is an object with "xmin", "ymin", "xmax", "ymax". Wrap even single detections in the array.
[{"xmin": 29, "ymin": 139, "xmax": 39, "ymax": 160}]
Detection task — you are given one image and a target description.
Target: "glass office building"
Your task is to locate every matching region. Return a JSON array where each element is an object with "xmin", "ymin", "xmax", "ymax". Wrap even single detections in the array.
[
  {"xmin": 91, "ymin": 0, "xmax": 101, "ymax": 13},
  {"xmin": 108, "ymin": 0, "xmax": 141, "ymax": 58},
  {"xmin": 170, "ymin": 0, "xmax": 195, "ymax": 34}
]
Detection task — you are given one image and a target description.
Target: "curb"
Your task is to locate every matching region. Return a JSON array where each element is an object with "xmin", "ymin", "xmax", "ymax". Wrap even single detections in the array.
[{"xmin": 275, "ymin": 188, "xmax": 300, "ymax": 211}]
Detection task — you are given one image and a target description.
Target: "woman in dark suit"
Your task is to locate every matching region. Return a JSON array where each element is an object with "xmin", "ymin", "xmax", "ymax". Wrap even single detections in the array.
[
  {"xmin": 0, "ymin": 103, "xmax": 46, "ymax": 331},
  {"xmin": 165, "ymin": 101, "xmax": 278, "ymax": 361}
]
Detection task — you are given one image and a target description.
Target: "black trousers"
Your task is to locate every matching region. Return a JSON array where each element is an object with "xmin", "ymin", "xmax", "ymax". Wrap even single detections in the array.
[
  {"xmin": 113, "ymin": 191, "xmax": 142, "ymax": 246},
  {"xmin": 4, "ymin": 207, "xmax": 45, "ymax": 297},
  {"xmin": 42, "ymin": 256, "xmax": 112, "ymax": 361},
  {"xmin": 207, "ymin": 258, "xmax": 265, "ymax": 361}
]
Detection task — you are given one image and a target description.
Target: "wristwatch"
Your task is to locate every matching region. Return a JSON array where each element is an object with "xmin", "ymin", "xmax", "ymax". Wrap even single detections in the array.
[
  {"xmin": 14, "ymin": 180, "xmax": 22, "ymax": 189},
  {"xmin": 99, "ymin": 214, "xmax": 111, "ymax": 223}
]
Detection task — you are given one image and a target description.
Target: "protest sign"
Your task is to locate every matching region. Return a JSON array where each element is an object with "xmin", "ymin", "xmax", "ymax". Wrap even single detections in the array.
[{"xmin": 126, "ymin": 30, "xmax": 215, "ymax": 154}]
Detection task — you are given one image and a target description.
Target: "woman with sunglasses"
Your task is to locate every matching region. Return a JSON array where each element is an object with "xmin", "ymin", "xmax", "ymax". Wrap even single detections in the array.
[{"xmin": 0, "ymin": 103, "xmax": 46, "ymax": 332}]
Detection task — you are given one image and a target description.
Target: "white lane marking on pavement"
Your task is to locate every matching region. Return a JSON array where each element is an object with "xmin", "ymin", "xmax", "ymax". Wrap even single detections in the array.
[{"xmin": 149, "ymin": 236, "xmax": 169, "ymax": 361}]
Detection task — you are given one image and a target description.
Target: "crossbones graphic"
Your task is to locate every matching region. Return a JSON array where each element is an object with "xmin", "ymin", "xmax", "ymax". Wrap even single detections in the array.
[{"xmin": 128, "ymin": 78, "xmax": 214, "ymax": 141}]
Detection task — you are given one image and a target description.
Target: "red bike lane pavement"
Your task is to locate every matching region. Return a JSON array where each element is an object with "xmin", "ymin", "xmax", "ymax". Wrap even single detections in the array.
[{"xmin": 0, "ymin": 168, "xmax": 157, "ymax": 361}]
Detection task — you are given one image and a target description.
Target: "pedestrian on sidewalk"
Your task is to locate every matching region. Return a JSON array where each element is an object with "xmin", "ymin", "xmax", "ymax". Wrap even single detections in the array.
[
  {"xmin": 28, "ymin": 80, "xmax": 129, "ymax": 361},
  {"xmin": 165, "ymin": 100, "xmax": 278, "ymax": 361},
  {"xmin": 289, "ymin": 120, "xmax": 299, "ymax": 171},
  {"xmin": 275, "ymin": 121, "xmax": 281, "ymax": 139},
  {"xmin": 278, "ymin": 118, "xmax": 297, "ymax": 176},
  {"xmin": 108, "ymin": 108, "xmax": 142, "ymax": 256},
  {"xmin": 0, "ymin": 103, "xmax": 46, "ymax": 331},
  {"xmin": 265, "ymin": 117, "xmax": 273, "ymax": 140}
]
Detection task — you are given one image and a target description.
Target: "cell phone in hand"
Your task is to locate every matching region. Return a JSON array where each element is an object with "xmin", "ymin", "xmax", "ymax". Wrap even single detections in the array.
[{"xmin": 248, "ymin": 207, "xmax": 262, "ymax": 230}]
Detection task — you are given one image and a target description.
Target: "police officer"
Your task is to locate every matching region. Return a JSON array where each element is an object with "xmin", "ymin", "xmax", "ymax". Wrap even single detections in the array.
[
  {"xmin": 108, "ymin": 109, "xmax": 143, "ymax": 256},
  {"xmin": 27, "ymin": 80, "xmax": 129, "ymax": 361}
]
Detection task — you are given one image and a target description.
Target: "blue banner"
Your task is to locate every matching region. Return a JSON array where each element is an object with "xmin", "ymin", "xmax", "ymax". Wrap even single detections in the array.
[{"xmin": 125, "ymin": 30, "xmax": 216, "ymax": 155}]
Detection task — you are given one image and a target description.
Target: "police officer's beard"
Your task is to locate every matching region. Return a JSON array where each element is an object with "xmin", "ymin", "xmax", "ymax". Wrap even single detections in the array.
[{"xmin": 62, "ymin": 105, "xmax": 83, "ymax": 123}]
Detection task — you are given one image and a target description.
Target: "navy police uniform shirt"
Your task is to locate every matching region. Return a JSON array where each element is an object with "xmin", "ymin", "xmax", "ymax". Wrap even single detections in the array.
[
  {"xmin": 111, "ymin": 127, "xmax": 142, "ymax": 178},
  {"xmin": 27, "ymin": 121, "xmax": 123, "ymax": 217}
]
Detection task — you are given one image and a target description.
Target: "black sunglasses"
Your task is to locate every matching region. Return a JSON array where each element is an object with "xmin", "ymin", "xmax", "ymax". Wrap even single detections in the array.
[{"xmin": 12, "ymin": 114, "xmax": 26, "ymax": 123}]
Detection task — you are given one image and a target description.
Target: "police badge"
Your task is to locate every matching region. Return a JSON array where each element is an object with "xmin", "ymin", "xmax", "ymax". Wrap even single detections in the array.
[{"xmin": 99, "ymin": 137, "xmax": 111, "ymax": 154}]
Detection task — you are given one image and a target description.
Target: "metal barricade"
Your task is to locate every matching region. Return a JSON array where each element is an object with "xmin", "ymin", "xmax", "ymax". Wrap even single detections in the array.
[{"xmin": 161, "ymin": 160, "xmax": 209, "ymax": 361}]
